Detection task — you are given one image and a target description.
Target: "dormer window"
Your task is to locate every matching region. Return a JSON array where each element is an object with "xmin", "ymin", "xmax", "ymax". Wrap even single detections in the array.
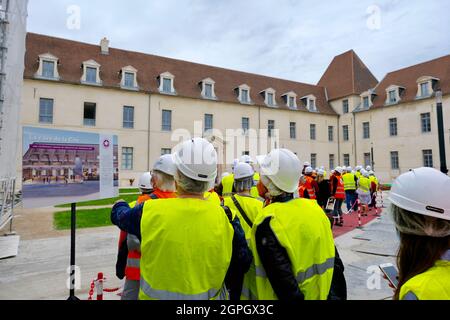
[
  {"xmin": 235, "ymin": 84, "xmax": 252, "ymax": 104},
  {"xmin": 81, "ymin": 60, "xmax": 102, "ymax": 86},
  {"xmin": 120, "ymin": 66, "xmax": 138, "ymax": 90},
  {"xmin": 300, "ymin": 95, "xmax": 317, "ymax": 112},
  {"xmin": 385, "ymin": 85, "xmax": 405, "ymax": 105},
  {"xmin": 416, "ymin": 76, "xmax": 439, "ymax": 99},
  {"xmin": 200, "ymin": 78, "xmax": 217, "ymax": 100},
  {"xmin": 360, "ymin": 90, "xmax": 376, "ymax": 109},
  {"xmin": 35, "ymin": 53, "xmax": 60, "ymax": 80},
  {"xmin": 159, "ymin": 72, "xmax": 176, "ymax": 94},
  {"xmin": 282, "ymin": 91, "xmax": 297, "ymax": 109},
  {"xmin": 260, "ymin": 88, "xmax": 277, "ymax": 107}
]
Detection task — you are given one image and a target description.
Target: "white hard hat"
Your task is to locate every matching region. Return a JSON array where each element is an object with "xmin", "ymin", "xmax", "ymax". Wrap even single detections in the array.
[
  {"xmin": 303, "ymin": 161, "xmax": 310, "ymax": 167},
  {"xmin": 363, "ymin": 170, "xmax": 370, "ymax": 177},
  {"xmin": 369, "ymin": 170, "xmax": 375, "ymax": 175},
  {"xmin": 221, "ymin": 172, "xmax": 230, "ymax": 179},
  {"xmin": 305, "ymin": 166, "xmax": 313, "ymax": 174},
  {"xmin": 234, "ymin": 162, "xmax": 254, "ymax": 180},
  {"xmin": 366, "ymin": 166, "xmax": 372, "ymax": 171},
  {"xmin": 172, "ymin": 138, "xmax": 217, "ymax": 183},
  {"xmin": 153, "ymin": 154, "xmax": 177, "ymax": 176},
  {"xmin": 347, "ymin": 166, "xmax": 352, "ymax": 172},
  {"xmin": 138, "ymin": 172, "xmax": 153, "ymax": 190},
  {"xmin": 260, "ymin": 149, "xmax": 301, "ymax": 193},
  {"xmin": 318, "ymin": 169, "xmax": 325, "ymax": 176},
  {"xmin": 320, "ymin": 166, "xmax": 325, "ymax": 170},
  {"xmin": 356, "ymin": 166, "xmax": 362, "ymax": 171},
  {"xmin": 335, "ymin": 166, "xmax": 343, "ymax": 174},
  {"xmin": 240, "ymin": 155, "xmax": 254, "ymax": 164},
  {"xmin": 232, "ymin": 159, "xmax": 239, "ymax": 171},
  {"xmin": 389, "ymin": 167, "xmax": 450, "ymax": 221}
]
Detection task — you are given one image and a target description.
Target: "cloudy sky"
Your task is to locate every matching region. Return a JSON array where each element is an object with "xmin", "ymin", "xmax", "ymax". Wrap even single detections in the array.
[{"xmin": 27, "ymin": 0, "xmax": 450, "ymax": 84}]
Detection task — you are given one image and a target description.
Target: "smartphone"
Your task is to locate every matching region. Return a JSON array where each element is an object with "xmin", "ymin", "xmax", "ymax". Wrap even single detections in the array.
[{"xmin": 379, "ymin": 263, "xmax": 399, "ymax": 289}]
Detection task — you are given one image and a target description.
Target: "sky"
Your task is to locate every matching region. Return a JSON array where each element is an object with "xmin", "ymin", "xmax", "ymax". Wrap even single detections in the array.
[{"xmin": 27, "ymin": 0, "xmax": 450, "ymax": 84}]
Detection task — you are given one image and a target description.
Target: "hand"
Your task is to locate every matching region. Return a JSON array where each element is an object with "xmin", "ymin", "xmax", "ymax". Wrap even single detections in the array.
[{"xmin": 382, "ymin": 274, "xmax": 397, "ymax": 292}]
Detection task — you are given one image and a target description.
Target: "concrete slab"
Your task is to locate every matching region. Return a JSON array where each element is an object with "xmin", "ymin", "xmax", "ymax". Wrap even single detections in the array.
[{"xmin": 0, "ymin": 235, "xmax": 20, "ymax": 259}]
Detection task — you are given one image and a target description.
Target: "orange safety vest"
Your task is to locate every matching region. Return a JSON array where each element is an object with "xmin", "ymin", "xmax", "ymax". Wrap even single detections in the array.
[
  {"xmin": 334, "ymin": 176, "xmax": 345, "ymax": 200},
  {"xmin": 305, "ymin": 176, "xmax": 317, "ymax": 200},
  {"xmin": 123, "ymin": 190, "xmax": 176, "ymax": 281}
]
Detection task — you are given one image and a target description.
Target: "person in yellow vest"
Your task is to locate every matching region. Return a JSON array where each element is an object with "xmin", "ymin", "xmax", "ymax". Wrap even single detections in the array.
[
  {"xmin": 223, "ymin": 162, "xmax": 263, "ymax": 300},
  {"xmin": 320, "ymin": 166, "xmax": 327, "ymax": 179},
  {"xmin": 389, "ymin": 167, "xmax": 450, "ymax": 300},
  {"xmin": 111, "ymin": 138, "xmax": 252, "ymax": 300},
  {"xmin": 355, "ymin": 166, "xmax": 363, "ymax": 179},
  {"xmin": 357, "ymin": 169, "xmax": 371, "ymax": 216},
  {"xmin": 343, "ymin": 166, "xmax": 358, "ymax": 213},
  {"xmin": 239, "ymin": 155, "xmax": 261, "ymax": 200},
  {"xmin": 250, "ymin": 149, "xmax": 338, "ymax": 300},
  {"xmin": 218, "ymin": 159, "xmax": 239, "ymax": 198}
]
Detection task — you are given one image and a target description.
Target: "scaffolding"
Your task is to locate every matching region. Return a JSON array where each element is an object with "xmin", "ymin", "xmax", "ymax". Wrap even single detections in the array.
[{"xmin": 0, "ymin": 0, "xmax": 28, "ymax": 232}]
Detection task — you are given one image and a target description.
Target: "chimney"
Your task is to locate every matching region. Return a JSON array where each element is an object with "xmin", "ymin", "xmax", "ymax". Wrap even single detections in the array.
[{"xmin": 100, "ymin": 37, "xmax": 109, "ymax": 55}]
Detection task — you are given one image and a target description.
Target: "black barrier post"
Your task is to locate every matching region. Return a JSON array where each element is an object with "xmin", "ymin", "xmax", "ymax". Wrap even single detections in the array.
[{"xmin": 67, "ymin": 202, "xmax": 80, "ymax": 300}]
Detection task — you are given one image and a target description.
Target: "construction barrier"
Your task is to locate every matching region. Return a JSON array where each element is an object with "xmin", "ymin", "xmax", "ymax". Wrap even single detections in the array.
[{"xmin": 88, "ymin": 272, "xmax": 121, "ymax": 301}]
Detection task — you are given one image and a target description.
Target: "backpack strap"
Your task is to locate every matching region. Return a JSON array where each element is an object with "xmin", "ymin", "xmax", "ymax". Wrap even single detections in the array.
[
  {"xmin": 231, "ymin": 195, "xmax": 253, "ymax": 228},
  {"xmin": 222, "ymin": 205, "xmax": 233, "ymax": 223}
]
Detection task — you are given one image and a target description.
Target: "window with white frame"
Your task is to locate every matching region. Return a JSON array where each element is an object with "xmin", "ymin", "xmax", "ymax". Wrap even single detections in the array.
[
  {"xmin": 283, "ymin": 92, "xmax": 297, "ymax": 109},
  {"xmin": 421, "ymin": 113, "xmax": 431, "ymax": 133},
  {"xmin": 290, "ymin": 122, "xmax": 296, "ymax": 139},
  {"xmin": 363, "ymin": 122, "xmax": 370, "ymax": 139},
  {"xmin": 242, "ymin": 117, "xmax": 249, "ymax": 133},
  {"xmin": 81, "ymin": 60, "xmax": 102, "ymax": 85},
  {"xmin": 39, "ymin": 98, "xmax": 54, "ymax": 124},
  {"xmin": 390, "ymin": 151, "xmax": 399, "ymax": 170},
  {"xmin": 343, "ymin": 125, "xmax": 349, "ymax": 141},
  {"xmin": 343, "ymin": 154, "xmax": 350, "ymax": 167},
  {"xmin": 159, "ymin": 72, "xmax": 176, "ymax": 94},
  {"xmin": 329, "ymin": 154, "xmax": 335, "ymax": 171},
  {"xmin": 389, "ymin": 118, "xmax": 397, "ymax": 136},
  {"xmin": 261, "ymin": 88, "xmax": 276, "ymax": 107},
  {"xmin": 328, "ymin": 126, "xmax": 334, "ymax": 142},
  {"xmin": 123, "ymin": 106, "xmax": 134, "ymax": 129},
  {"xmin": 388, "ymin": 90, "xmax": 397, "ymax": 104},
  {"xmin": 268, "ymin": 120, "xmax": 275, "ymax": 137},
  {"xmin": 422, "ymin": 149, "xmax": 433, "ymax": 167},
  {"xmin": 420, "ymin": 82, "xmax": 429, "ymax": 97},
  {"xmin": 343, "ymin": 99, "xmax": 349, "ymax": 114},
  {"xmin": 162, "ymin": 110, "xmax": 172, "ymax": 131},
  {"xmin": 204, "ymin": 114, "xmax": 213, "ymax": 132},
  {"xmin": 363, "ymin": 96, "xmax": 369, "ymax": 108},
  {"xmin": 310, "ymin": 124, "xmax": 316, "ymax": 140},
  {"xmin": 121, "ymin": 66, "xmax": 138, "ymax": 89},
  {"xmin": 236, "ymin": 84, "xmax": 251, "ymax": 104},
  {"xmin": 301, "ymin": 95, "xmax": 317, "ymax": 112},
  {"xmin": 121, "ymin": 147, "xmax": 134, "ymax": 170},
  {"xmin": 35, "ymin": 53, "xmax": 60, "ymax": 80},
  {"xmin": 311, "ymin": 154, "xmax": 317, "ymax": 168},
  {"xmin": 201, "ymin": 78, "xmax": 216, "ymax": 99}
]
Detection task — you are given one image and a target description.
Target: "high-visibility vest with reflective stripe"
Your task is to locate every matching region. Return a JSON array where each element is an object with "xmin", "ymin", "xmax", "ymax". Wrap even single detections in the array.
[
  {"xmin": 400, "ymin": 252, "xmax": 450, "ymax": 300},
  {"xmin": 305, "ymin": 176, "xmax": 317, "ymax": 200},
  {"xmin": 250, "ymin": 198, "xmax": 335, "ymax": 300},
  {"xmin": 342, "ymin": 173, "xmax": 356, "ymax": 191},
  {"xmin": 222, "ymin": 174, "xmax": 235, "ymax": 197},
  {"xmin": 204, "ymin": 190, "xmax": 221, "ymax": 206},
  {"xmin": 224, "ymin": 194, "xmax": 263, "ymax": 300},
  {"xmin": 358, "ymin": 176, "xmax": 371, "ymax": 193},
  {"xmin": 139, "ymin": 198, "xmax": 234, "ymax": 300},
  {"xmin": 250, "ymin": 173, "xmax": 260, "ymax": 199},
  {"xmin": 334, "ymin": 177, "xmax": 345, "ymax": 199}
]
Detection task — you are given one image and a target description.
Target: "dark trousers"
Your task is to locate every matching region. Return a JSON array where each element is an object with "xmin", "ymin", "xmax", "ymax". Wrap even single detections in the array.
[
  {"xmin": 345, "ymin": 190, "xmax": 357, "ymax": 211},
  {"xmin": 333, "ymin": 199, "xmax": 344, "ymax": 219}
]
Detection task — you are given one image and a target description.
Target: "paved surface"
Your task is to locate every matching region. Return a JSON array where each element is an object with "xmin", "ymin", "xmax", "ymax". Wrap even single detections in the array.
[{"xmin": 0, "ymin": 192, "xmax": 398, "ymax": 300}]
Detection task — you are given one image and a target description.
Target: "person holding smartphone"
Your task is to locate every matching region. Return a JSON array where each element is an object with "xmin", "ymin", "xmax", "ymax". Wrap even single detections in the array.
[{"xmin": 389, "ymin": 167, "xmax": 450, "ymax": 300}]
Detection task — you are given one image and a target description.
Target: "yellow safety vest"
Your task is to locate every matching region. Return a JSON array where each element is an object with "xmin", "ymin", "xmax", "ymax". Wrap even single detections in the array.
[
  {"xmin": 204, "ymin": 191, "xmax": 221, "ymax": 206},
  {"xmin": 222, "ymin": 174, "xmax": 235, "ymax": 197},
  {"xmin": 342, "ymin": 173, "xmax": 356, "ymax": 191},
  {"xmin": 250, "ymin": 198, "xmax": 335, "ymax": 300},
  {"xmin": 139, "ymin": 198, "xmax": 234, "ymax": 300},
  {"xmin": 400, "ymin": 252, "xmax": 450, "ymax": 300},
  {"xmin": 224, "ymin": 194, "xmax": 263, "ymax": 300},
  {"xmin": 323, "ymin": 170, "xmax": 327, "ymax": 179},
  {"xmin": 355, "ymin": 171, "xmax": 361, "ymax": 179},
  {"xmin": 358, "ymin": 176, "xmax": 371, "ymax": 193},
  {"xmin": 250, "ymin": 172, "xmax": 260, "ymax": 199}
]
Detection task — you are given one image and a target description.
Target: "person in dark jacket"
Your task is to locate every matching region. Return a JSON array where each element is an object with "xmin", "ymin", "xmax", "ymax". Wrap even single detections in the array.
[{"xmin": 252, "ymin": 149, "xmax": 346, "ymax": 300}]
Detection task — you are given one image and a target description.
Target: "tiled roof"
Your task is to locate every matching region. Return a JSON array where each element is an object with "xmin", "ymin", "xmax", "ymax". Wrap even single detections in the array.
[
  {"xmin": 371, "ymin": 54, "xmax": 450, "ymax": 108},
  {"xmin": 318, "ymin": 50, "xmax": 378, "ymax": 101},
  {"xmin": 24, "ymin": 33, "xmax": 337, "ymax": 115}
]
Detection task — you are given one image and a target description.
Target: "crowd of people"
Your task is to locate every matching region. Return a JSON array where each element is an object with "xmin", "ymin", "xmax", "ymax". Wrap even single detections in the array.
[{"xmin": 111, "ymin": 138, "xmax": 450, "ymax": 301}]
